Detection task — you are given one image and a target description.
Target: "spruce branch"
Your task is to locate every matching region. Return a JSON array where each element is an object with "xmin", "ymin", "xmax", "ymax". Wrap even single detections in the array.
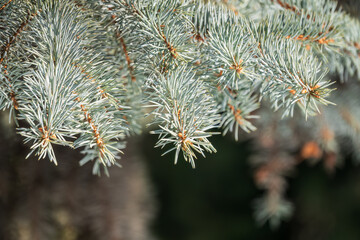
[
  {"xmin": 117, "ymin": 34, "xmax": 137, "ymax": 83},
  {"xmin": 205, "ymin": 9, "xmax": 259, "ymax": 89},
  {"xmin": 131, "ymin": 0, "xmax": 195, "ymax": 72},
  {"xmin": 258, "ymin": 34, "xmax": 334, "ymax": 117},
  {"xmin": 219, "ymin": 89, "xmax": 260, "ymax": 140},
  {"xmin": 148, "ymin": 65, "xmax": 220, "ymax": 168},
  {"xmin": 3, "ymin": 0, "xmax": 360, "ymax": 227},
  {"xmin": 0, "ymin": 0, "xmax": 128, "ymax": 170},
  {"xmin": 0, "ymin": 0, "xmax": 14, "ymax": 12}
]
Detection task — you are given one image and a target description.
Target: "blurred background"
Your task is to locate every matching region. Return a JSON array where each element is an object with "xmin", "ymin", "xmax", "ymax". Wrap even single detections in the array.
[{"xmin": 1, "ymin": 112, "xmax": 360, "ymax": 240}]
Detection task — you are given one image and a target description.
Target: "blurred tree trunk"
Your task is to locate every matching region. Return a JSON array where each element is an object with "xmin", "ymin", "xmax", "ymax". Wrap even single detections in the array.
[{"xmin": 0, "ymin": 113, "xmax": 155, "ymax": 240}]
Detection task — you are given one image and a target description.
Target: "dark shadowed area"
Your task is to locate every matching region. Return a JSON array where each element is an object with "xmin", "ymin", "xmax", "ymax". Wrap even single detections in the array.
[
  {"xmin": 142, "ymin": 133, "xmax": 360, "ymax": 240},
  {"xmin": 1, "ymin": 113, "xmax": 360, "ymax": 240}
]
